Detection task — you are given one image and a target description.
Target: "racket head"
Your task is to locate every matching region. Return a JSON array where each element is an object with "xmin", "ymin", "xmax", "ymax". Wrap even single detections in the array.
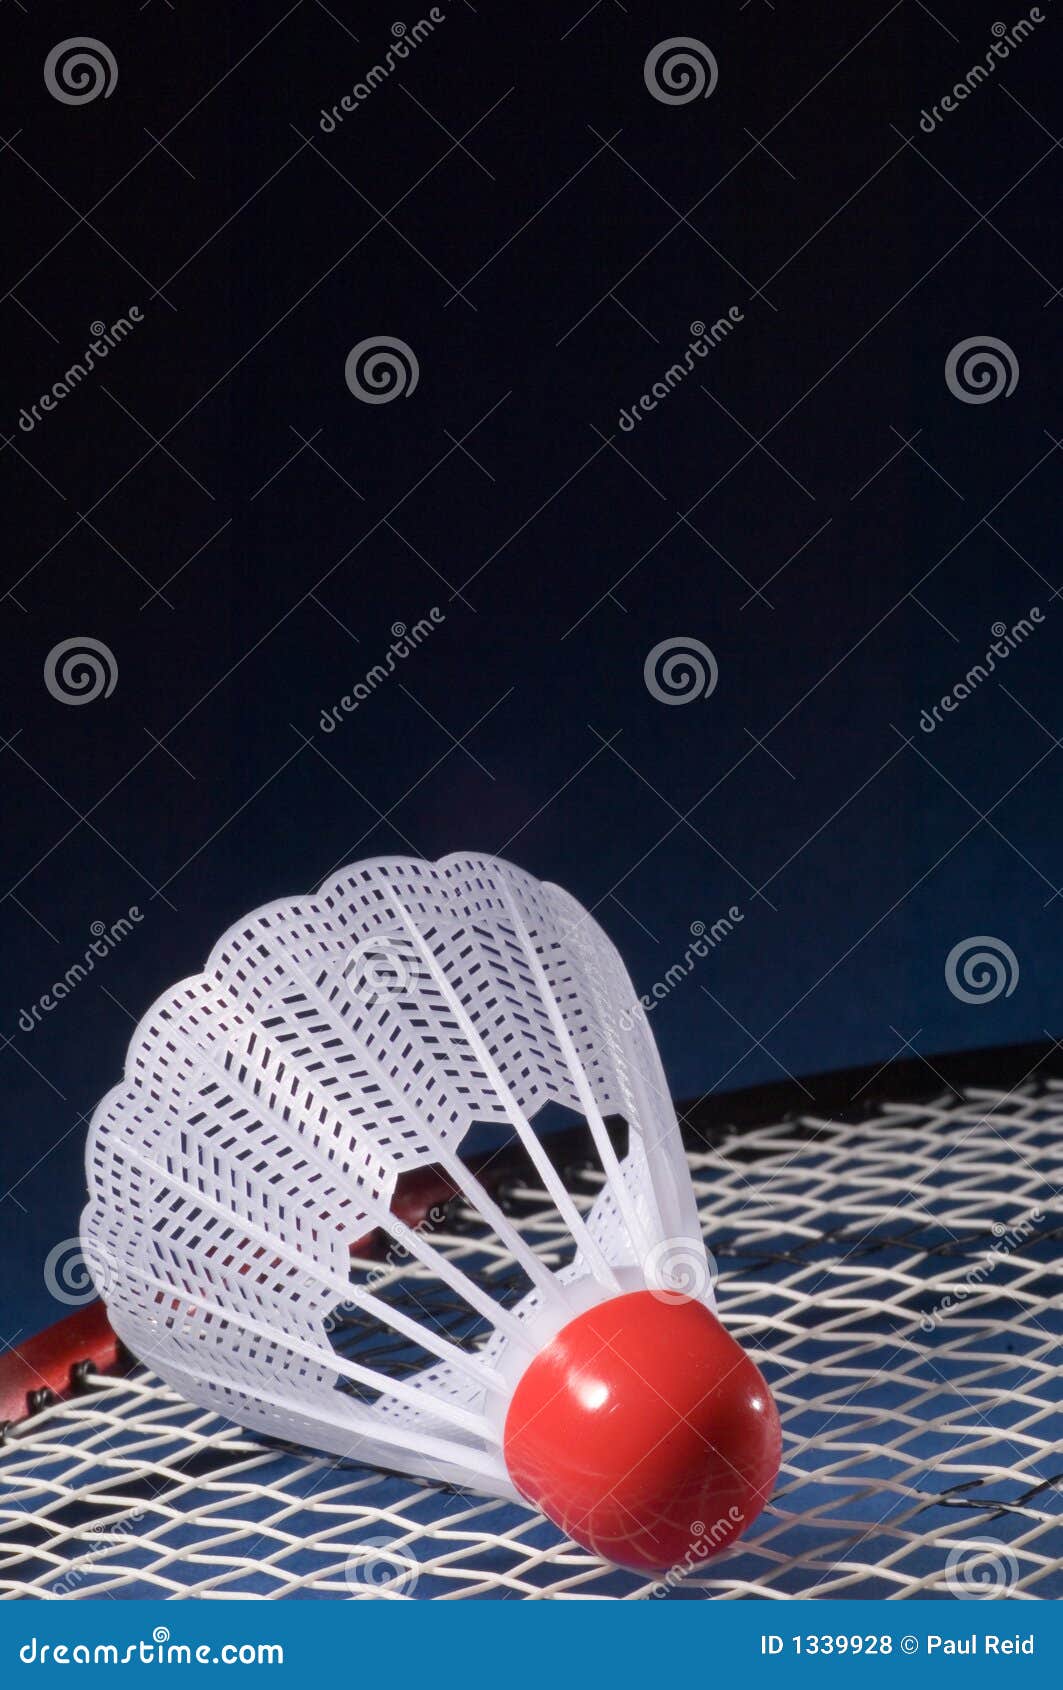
[{"xmin": 1, "ymin": 1043, "xmax": 1060, "ymax": 1599}]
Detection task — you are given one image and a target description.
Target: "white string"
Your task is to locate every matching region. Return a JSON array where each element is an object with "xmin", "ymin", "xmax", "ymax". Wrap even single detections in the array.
[{"xmin": 31, "ymin": 1084, "xmax": 1058, "ymax": 1601}]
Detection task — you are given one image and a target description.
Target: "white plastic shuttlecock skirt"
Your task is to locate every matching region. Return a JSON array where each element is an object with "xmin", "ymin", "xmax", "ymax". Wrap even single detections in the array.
[{"xmin": 80, "ymin": 853, "xmax": 710, "ymax": 1499}]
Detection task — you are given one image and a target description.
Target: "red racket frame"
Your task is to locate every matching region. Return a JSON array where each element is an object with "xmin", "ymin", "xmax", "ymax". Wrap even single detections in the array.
[{"xmin": 0, "ymin": 1164, "xmax": 465, "ymax": 1428}]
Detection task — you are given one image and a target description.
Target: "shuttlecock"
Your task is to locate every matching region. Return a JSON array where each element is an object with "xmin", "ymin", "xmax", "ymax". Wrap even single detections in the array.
[{"xmin": 81, "ymin": 853, "xmax": 780, "ymax": 1572}]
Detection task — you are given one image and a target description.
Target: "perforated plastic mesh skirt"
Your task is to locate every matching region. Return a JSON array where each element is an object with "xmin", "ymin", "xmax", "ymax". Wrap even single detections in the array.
[{"xmin": 2, "ymin": 1082, "xmax": 1060, "ymax": 1599}]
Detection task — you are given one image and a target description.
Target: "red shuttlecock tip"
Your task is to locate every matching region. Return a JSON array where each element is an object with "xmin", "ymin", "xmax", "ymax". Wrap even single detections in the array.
[{"xmin": 502, "ymin": 1289, "xmax": 781, "ymax": 1573}]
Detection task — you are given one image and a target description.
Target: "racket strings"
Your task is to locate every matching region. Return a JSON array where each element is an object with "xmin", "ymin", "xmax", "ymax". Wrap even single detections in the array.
[{"xmin": 0, "ymin": 1082, "xmax": 1060, "ymax": 1598}]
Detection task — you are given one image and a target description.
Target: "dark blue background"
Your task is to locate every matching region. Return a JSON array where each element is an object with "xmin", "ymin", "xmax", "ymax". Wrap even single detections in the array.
[{"xmin": 2, "ymin": 0, "xmax": 1061, "ymax": 1336}]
